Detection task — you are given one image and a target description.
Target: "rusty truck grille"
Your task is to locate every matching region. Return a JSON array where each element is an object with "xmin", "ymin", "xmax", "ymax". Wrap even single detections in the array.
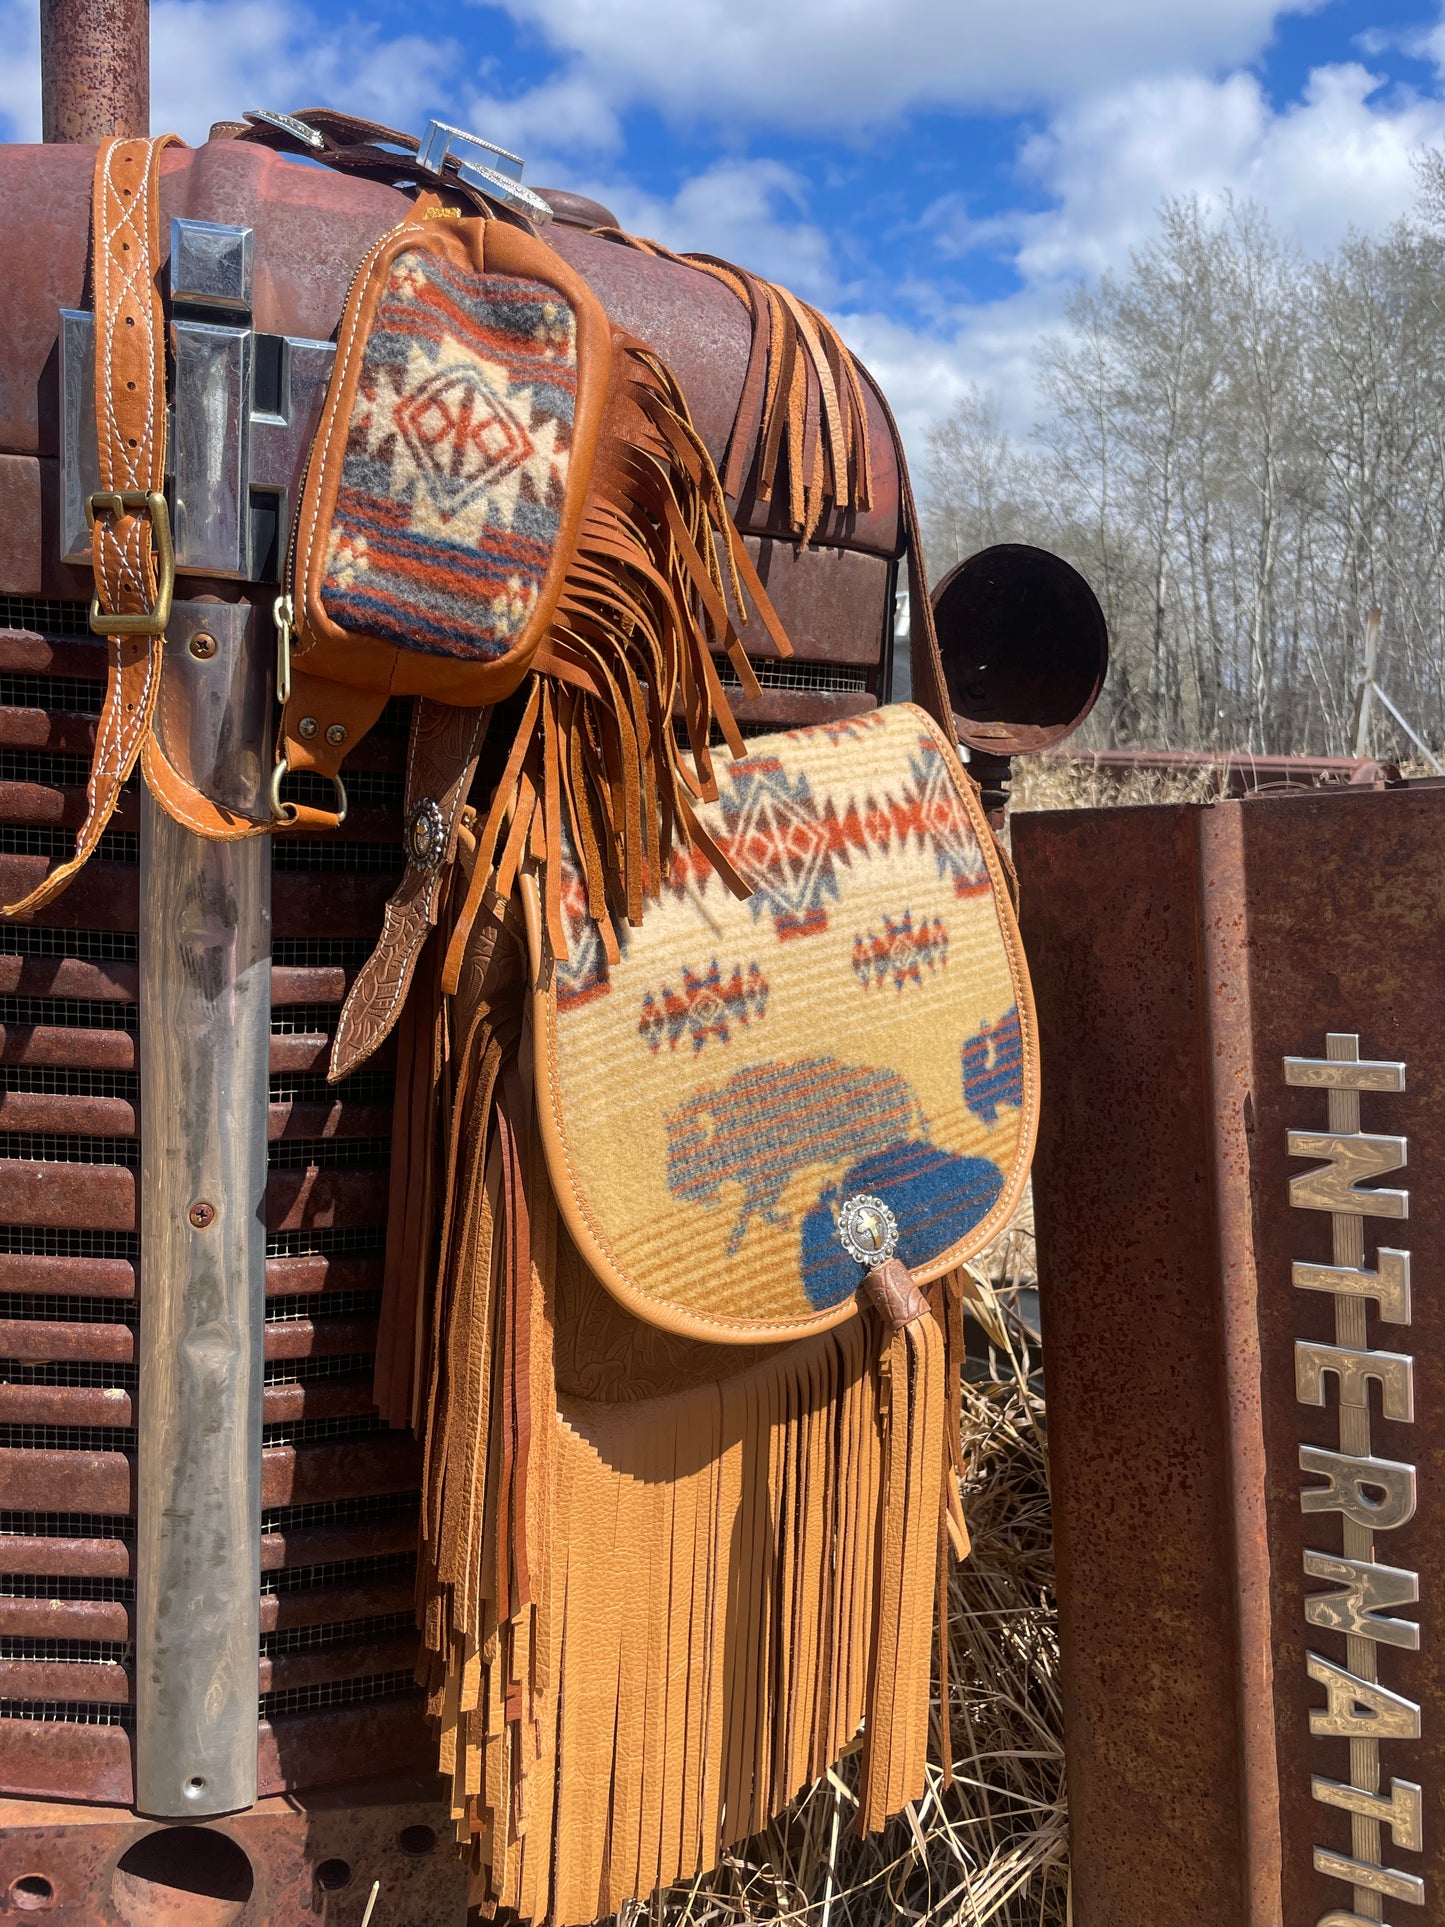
[{"xmin": 0, "ymin": 612, "xmax": 431, "ymax": 1805}]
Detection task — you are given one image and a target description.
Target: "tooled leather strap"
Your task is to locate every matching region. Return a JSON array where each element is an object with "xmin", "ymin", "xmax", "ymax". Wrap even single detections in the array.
[
  {"xmin": 5, "ymin": 136, "xmax": 180, "ymax": 918},
  {"xmin": 329, "ymin": 699, "xmax": 490, "ymax": 1081}
]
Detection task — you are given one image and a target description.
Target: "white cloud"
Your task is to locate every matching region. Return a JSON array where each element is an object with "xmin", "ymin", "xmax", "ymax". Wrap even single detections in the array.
[
  {"xmin": 838, "ymin": 59, "xmax": 1445, "ymax": 464},
  {"xmin": 0, "ymin": 0, "xmax": 40, "ymax": 138},
  {"xmin": 482, "ymin": 0, "xmax": 1325, "ymax": 131},
  {"xmin": 147, "ymin": 0, "xmax": 456, "ymax": 147},
  {"xmin": 552, "ymin": 156, "xmax": 836, "ymax": 299},
  {"xmin": 0, "ymin": 0, "xmax": 456, "ymax": 146},
  {"xmin": 461, "ymin": 70, "xmax": 624, "ymax": 163},
  {"xmin": 1014, "ymin": 61, "xmax": 1445, "ymax": 282}
]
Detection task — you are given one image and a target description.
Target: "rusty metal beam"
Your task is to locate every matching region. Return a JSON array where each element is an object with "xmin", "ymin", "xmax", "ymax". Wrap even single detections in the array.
[{"xmin": 39, "ymin": 0, "xmax": 149, "ymax": 144}]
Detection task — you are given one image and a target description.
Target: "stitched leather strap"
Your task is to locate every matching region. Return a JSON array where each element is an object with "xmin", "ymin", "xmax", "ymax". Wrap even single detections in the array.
[
  {"xmin": 329, "ymin": 699, "xmax": 490, "ymax": 1080},
  {"xmin": 5, "ymin": 136, "xmax": 180, "ymax": 917}
]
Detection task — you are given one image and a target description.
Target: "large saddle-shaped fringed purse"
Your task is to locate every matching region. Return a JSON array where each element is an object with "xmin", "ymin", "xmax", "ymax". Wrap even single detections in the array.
[{"xmin": 405, "ymin": 696, "xmax": 1036, "ymax": 1920}]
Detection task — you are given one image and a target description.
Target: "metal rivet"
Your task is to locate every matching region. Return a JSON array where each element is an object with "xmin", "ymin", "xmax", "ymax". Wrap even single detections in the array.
[
  {"xmin": 188, "ymin": 631, "xmax": 218, "ymax": 660},
  {"xmin": 325, "ymin": 723, "xmax": 348, "ymax": 747},
  {"xmin": 188, "ymin": 1201, "xmax": 216, "ymax": 1230},
  {"xmin": 298, "ymin": 716, "xmax": 319, "ymax": 740}
]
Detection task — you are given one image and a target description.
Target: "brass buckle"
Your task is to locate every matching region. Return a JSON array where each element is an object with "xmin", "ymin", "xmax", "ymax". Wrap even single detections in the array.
[{"xmin": 86, "ymin": 490, "xmax": 175, "ymax": 638}]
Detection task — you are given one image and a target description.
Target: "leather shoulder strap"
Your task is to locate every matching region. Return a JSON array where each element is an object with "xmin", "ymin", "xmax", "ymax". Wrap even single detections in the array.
[{"xmin": 5, "ymin": 135, "xmax": 180, "ymax": 918}]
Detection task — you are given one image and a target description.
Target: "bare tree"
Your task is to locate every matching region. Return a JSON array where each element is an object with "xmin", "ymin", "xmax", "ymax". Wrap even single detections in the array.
[{"xmin": 922, "ymin": 184, "xmax": 1445, "ymax": 757}]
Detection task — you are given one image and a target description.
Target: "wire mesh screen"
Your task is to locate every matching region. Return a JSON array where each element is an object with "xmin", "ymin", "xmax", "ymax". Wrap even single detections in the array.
[{"xmin": 0, "ymin": 598, "xmax": 92, "ymax": 638}]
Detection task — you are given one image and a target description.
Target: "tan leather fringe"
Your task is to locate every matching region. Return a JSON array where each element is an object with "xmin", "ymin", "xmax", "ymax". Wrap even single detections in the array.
[
  {"xmin": 414, "ymin": 1001, "xmax": 953, "ymax": 1919},
  {"xmin": 442, "ymin": 331, "xmax": 791, "ymax": 996},
  {"xmin": 373, "ymin": 862, "xmax": 460, "ymax": 1428},
  {"xmin": 589, "ymin": 232, "xmax": 873, "ymax": 544}
]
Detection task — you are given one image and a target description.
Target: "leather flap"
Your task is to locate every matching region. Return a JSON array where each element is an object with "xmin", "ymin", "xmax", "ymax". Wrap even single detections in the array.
[
  {"xmin": 524, "ymin": 704, "xmax": 1038, "ymax": 1344},
  {"xmin": 291, "ymin": 214, "xmax": 612, "ymax": 706}
]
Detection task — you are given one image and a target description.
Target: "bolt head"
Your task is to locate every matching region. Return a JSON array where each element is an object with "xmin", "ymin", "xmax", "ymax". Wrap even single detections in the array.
[
  {"xmin": 298, "ymin": 716, "xmax": 319, "ymax": 740},
  {"xmin": 325, "ymin": 723, "xmax": 348, "ymax": 747},
  {"xmin": 188, "ymin": 631, "xmax": 218, "ymax": 660},
  {"xmin": 188, "ymin": 1201, "xmax": 216, "ymax": 1229}
]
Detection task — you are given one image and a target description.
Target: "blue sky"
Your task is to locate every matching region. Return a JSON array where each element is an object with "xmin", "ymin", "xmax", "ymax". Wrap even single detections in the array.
[{"xmin": 5, "ymin": 0, "xmax": 1445, "ymax": 458}]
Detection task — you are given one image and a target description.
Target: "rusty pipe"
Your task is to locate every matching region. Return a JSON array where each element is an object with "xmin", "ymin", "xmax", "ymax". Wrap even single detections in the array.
[{"xmin": 40, "ymin": 0, "xmax": 149, "ymax": 143}]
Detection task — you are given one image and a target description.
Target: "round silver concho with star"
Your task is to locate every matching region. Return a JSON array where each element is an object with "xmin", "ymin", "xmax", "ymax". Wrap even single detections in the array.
[
  {"xmin": 405, "ymin": 797, "xmax": 447, "ymax": 872},
  {"xmin": 836, "ymin": 1193, "xmax": 900, "ymax": 1269}
]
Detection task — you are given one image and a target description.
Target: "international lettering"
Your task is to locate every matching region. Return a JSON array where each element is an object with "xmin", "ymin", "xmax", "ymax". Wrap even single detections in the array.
[{"xmin": 1287, "ymin": 1035, "xmax": 1423, "ymax": 1920}]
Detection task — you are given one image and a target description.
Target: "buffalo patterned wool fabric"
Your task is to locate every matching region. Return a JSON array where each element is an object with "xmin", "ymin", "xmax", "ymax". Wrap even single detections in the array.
[
  {"xmin": 320, "ymin": 245, "xmax": 578, "ymax": 659},
  {"xmin": 535, "ymin": 704, "xmax": 1034, "ymax": 1335}
]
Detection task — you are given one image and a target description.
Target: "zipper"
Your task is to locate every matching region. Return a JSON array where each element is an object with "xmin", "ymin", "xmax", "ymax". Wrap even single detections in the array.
[{"xmin": 270, "ymin": 217, "xmax": 420, "ymax": 820}]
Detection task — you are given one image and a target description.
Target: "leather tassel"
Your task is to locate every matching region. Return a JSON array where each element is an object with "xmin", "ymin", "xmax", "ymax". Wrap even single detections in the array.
[
  {"xmin": 584, "ymin": 229, "xmax": 874, "ymax": 536},
  {"xmin": 858, "ymin": 1269, "xmax": 946, "ymax": 1836}
]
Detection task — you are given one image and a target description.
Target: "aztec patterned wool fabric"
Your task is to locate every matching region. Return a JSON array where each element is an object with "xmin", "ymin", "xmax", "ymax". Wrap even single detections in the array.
[
  {"xmin": 530, "ymin": 704, "xmax": 1036, "ymax": 1339},
  {"xmin": 320, "ymin": 245, "xmax": 577, "ymax": 660}
]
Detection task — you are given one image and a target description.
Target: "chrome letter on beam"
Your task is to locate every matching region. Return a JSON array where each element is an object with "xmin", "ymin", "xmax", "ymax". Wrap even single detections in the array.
[
  {"xmin": 1288, "ymin": 1032, "xmax": 1423, "ymax": 1923},
  {"xmin": 1306, "ymin": 1654, "xmax": 1421, "ymax": 1741},
  {"xmin": 1312, "ymin": 1779, "xmax": 1424, "ymax": 1854},
  {"xmin": 1304, "ymin": 1551, "xmax": 1420, "ymax": 1651},
  {"xmin": 1299, "ymin": 1446, "xmax": 1416, "ymax": 1532},
  {"xmin": 1294, "ymin": 1251, "xmax": 1411, "ymax": 1324},
  {"xmin": 1295, "ymin": 1343, "xmax": 1415, "ymax": 1422},
  {"xmin": 1287, "ymin": 1131, "xmax": 1408, "ymax": 1219}
]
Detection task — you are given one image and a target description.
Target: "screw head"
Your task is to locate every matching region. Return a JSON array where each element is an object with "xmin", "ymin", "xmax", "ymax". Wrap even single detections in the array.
[
  {"xmin": 188, "ymin": 1201, "xmax": 216, "ymax": 1229},
  {"xmin": 298, "ymin": 716, "xmax": 319, "ymax": 740},
  {"xmin": 324, "ymin": 723, "xmax": 348, "ymax": 747},
  {"xmin": 188, "ymin": 631, "xmax": 218, "ymax": 660}
]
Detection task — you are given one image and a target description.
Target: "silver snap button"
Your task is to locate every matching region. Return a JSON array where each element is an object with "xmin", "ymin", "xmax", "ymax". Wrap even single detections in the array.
[
  {"xmin": 325, "ymin": 723, "xmax": 348, "ymax": 747},
  {"xmin": 297, "ymin": 716, "xmax": 319, "ymax": 740}
]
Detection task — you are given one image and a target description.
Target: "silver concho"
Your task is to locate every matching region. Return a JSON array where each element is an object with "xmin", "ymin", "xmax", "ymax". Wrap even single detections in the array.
[
  {"xmin": 836, "ymin": 1193, "xmax": 899, "ymax": 1269},
  {"xmin": 405, "ymin": 797, "xmax": 447, "ymax": 872}
]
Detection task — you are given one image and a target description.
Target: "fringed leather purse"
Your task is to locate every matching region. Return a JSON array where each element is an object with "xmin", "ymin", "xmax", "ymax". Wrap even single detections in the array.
[{"xmin": 391, "ymin": 582, "xmax": 1038, "ymax": 1920}]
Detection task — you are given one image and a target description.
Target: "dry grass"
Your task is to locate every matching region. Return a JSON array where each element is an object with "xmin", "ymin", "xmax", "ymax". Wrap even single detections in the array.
[
  {"xmin": 644, "ymin": 1208, "xmax": 1065, "ymax": 1927},
  {"xmin": 1010, "ymin": 755, "xmax": 1220, "ymax": 813}
]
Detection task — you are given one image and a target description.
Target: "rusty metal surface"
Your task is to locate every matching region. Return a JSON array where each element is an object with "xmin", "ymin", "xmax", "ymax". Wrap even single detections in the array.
[
  {"xmin": 0, "ymin": 1773, "xmax": 467, "ymax": 1918},
  {"xmin": 735, "ymin": 537, "xmax": 889, "ymax": 665},
  {"xmin": 39, "ymin": 0, "xmax": 149, "ymax": 144},
  {"xmin": 1016, "ymin": 781, "xmax": 1445, "ymax": 1924},
  {"xmin": 0, "ymin": 1447, "xmax": 133, "ymax": 1513},
  {"xmin": 1054, "ymin": 745, "xmax": 1396, "ymax": 793},
  {"xmin": 0, "ymin": 456, "xmax": 44, "ymax": 596},
  {"xmin": 0, "ymin": 141, "xmax": 404, "ymax": 461},
  {"xmin": 0, "ymin": 1723, "xmax": 133, "ymax": 1806},
  {"xmin": 1014, "ymin": 802, "xmax": 1257, "ymax": 1925}
]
